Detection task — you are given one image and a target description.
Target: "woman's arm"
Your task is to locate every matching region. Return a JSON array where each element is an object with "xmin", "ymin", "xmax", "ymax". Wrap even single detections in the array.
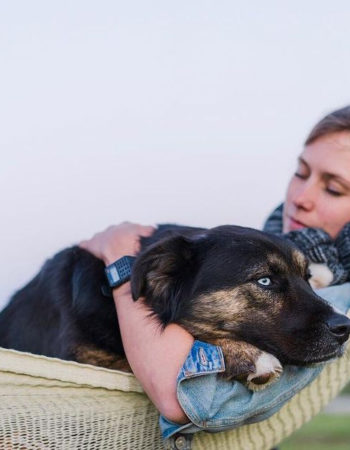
[{"xmin": 80, "ymin": 223, "xmax": 194, "ymax": 423}]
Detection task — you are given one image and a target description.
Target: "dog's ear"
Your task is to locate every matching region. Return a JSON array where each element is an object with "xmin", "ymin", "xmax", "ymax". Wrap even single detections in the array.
[{"xmin": 131, "ymin": 235, "xmax": 198, "ymax": 322}]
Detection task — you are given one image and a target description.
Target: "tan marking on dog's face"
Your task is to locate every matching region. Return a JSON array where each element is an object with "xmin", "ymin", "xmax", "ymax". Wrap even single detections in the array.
[
  {"xmin": 266, "ymin": 253, "xmax": 289, "ymax": 274},
  {"xmin": 292, "ymin": 249, "xmax": 308, "ymax": 276},
  {"xmin": 180, "ymin": 282, "xmax": 283, "ymax": 341},
  {"xmin": 240, "ymin": 283, "xmax": 284, "ymax": 316},
  {"xmin": 194, "ymin": 288, "xmax": 249, "ymax": 320},
  {"xmin": 250, "ymin": 249, "xmax": 307, "ymax": 280},
  {"xmin": 247, "ymin": 251, "xmax": 291, "ymax": 280},
  {"xmin": 180, "ymin": 287, "xmax": 248, "ymax": 339}
]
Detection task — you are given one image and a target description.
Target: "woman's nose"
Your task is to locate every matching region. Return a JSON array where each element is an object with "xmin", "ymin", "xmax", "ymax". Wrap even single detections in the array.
[{"xmin": 292, "ymin": 183, "xmax": 317, "ymax": 211}]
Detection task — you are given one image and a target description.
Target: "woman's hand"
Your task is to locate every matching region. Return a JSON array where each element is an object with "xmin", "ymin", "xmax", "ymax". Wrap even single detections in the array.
[{"xmin": 79, "ymin": 222, "xmax": 155, "ymax": 265}]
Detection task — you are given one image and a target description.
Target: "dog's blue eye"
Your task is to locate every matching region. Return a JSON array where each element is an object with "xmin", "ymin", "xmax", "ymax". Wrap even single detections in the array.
[{"xmin": 258, "ymin": 277, "xmax": 272, "ymax": 286}]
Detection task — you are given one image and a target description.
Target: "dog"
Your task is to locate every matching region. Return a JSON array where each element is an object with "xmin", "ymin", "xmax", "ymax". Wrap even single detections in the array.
[{"xmin": 0, "ymin": 224, "xmax": 349, "ymax": 390}]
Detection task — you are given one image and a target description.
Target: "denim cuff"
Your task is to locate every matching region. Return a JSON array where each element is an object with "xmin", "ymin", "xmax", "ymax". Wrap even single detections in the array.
[{"xmin": 179, "ymin": 340, "xmax": 225, "ymax": 379}]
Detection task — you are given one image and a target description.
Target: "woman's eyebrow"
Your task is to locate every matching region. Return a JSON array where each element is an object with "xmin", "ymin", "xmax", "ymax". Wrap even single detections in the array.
[{"xmin": 324, "ymin": 173, "xmax": 350, "ymax": 188}]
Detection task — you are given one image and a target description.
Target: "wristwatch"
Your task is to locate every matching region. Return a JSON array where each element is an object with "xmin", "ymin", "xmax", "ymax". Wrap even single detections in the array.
[{"xmin": 104, "ymin": 256, "xmax": 136, "ymax": 289}]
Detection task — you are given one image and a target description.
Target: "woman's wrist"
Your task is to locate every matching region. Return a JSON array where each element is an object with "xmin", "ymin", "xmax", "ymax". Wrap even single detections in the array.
[{"xmin": 113, "ymin": 282, "xmax": 132, "ymax": 300}]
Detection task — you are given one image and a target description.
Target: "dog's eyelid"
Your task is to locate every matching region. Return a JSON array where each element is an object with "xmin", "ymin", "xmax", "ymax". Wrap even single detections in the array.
[
  {"xmin": 245, "ymin": 273, "xmax": 268, "ymax": 283},
  {"xmin": 253, "ymin": 272, "xmax": 272, "ymax": 280}
]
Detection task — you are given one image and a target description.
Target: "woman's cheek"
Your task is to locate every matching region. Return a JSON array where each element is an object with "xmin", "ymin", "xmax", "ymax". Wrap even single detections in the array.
[
  {"xmin": 323, "ymin": 203, "xmax": 349, "ymax": 238},
  {"xmin": 284, "ymin": 178, "xmax": 297, "ymax": 209}
]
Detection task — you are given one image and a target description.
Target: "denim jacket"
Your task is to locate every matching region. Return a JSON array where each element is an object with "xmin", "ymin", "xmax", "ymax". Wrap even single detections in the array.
[{"xmin": 160, "ymin": 283, "xmax": 350, "ymax": 443}]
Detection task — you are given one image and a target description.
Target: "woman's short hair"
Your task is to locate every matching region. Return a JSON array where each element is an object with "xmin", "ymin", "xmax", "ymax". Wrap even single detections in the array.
[{"xmin": 305, "ymin": 106, "xmax": 350, "ymax": 145}]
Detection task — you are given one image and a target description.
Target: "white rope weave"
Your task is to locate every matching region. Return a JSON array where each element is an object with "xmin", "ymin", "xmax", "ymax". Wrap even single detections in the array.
[{"xmin": 0, "ymin": 344, "xmax": 349, "ymax": 450}]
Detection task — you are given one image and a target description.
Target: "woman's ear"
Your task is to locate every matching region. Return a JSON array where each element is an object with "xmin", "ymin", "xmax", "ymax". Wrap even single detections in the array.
[{"xmin": 130, "ymin": 235, "xmax": 197, "ymax": 323}]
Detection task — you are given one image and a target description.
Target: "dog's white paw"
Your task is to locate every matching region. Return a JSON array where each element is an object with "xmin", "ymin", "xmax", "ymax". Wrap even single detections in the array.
[
  {"xmin": 246, "ymin": 352, "xmax": 283, "ymax": 391},
  {"xmin": 308, "ymin": 263, "xmax": 333, "ymax": 289}
]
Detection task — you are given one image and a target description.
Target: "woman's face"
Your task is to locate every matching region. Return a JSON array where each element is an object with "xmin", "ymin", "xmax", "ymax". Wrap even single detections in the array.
[{"xmin": 283, "ymin": 131, "xmax": 350, "ymax": 239}]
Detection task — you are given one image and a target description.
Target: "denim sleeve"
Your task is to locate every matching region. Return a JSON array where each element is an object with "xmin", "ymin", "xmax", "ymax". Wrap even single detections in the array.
[{"xmin": 159, "ymin": 283, "xmax": 350, "ymax": 439}]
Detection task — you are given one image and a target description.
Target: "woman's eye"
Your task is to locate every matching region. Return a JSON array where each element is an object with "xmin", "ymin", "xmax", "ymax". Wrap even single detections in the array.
[
  {"xmin": 294, "ymin": 172, "xmax": 307, "ymax": 179},
  {"xmin": 326, "ymin": 187, "xmax": 343, "ymax": 197},
  {"xmin": 257, "ymin": 277, "xmax": 272, "ymax": 286}
]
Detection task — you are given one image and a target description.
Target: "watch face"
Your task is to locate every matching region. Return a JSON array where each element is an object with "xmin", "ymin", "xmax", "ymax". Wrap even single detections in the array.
[{"xmin": 109, "ymin": 266, "xmax": 121, "ymax": 284}]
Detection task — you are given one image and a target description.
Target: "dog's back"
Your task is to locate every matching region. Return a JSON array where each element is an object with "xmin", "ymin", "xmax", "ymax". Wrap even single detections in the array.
[
  {"xmin": 0, "ymin": 247, "xmax": 123, "ymax": 361},
  {"xmin": 0, "ymin": 224, "xmax": 204, "ymax": 363}
]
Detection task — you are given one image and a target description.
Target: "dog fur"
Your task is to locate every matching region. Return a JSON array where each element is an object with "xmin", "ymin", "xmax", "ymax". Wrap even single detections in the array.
[{"xmin": 0, "ymin": 224, "xmax": 349, "ymax": 390}]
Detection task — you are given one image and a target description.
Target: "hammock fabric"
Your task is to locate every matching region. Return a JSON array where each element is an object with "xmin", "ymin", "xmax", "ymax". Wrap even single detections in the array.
[{"xmin": 0, "ymin": 344, "xmax": 349, "ymax": 450}]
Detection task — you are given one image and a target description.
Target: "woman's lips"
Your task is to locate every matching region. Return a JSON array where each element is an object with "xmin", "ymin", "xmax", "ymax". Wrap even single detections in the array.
[{"xmin": 288, "ymin": 217, "xmax": 307, "ymax": 231}]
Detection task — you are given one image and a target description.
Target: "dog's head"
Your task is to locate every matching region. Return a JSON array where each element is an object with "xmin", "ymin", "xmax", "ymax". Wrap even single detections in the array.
[{"xmin": 131, "ymin": 225, "xmax": 350, "ymax": 365}]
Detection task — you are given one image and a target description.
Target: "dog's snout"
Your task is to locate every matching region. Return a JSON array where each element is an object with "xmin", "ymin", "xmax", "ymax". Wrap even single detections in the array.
[{"xmin": 326, "ymin": 314, "xmax": 350, "ymax": 344}]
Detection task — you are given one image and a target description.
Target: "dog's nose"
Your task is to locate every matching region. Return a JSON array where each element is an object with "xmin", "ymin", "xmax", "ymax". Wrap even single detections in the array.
[{"xmin": 326, "ymin": 314, "xmax": 350, "ymax": 344}]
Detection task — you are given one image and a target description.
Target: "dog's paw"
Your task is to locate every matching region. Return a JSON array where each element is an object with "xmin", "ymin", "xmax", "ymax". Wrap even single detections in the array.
[
  {"xmin": 308, "ymin": 263, "xmax": 333, "ymax": 289},
  {"xmin": 212, "ymin": 338, "xmax": 282, "ymax": 390},
  {"xmin": 246, "ymin": 351, "xmax": 283, "ymax": 391}
]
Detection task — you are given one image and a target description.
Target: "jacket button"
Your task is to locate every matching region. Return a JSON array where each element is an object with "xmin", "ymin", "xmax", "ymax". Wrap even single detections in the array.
[{"xmin": 174, "ymin": 435, "xmax": 187, "ymax": 449}]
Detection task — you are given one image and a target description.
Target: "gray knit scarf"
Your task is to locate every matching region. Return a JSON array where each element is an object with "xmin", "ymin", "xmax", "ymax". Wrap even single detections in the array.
[{"xmin": 263, "ymin": 203, "xmax": 350, "ymax": 285}]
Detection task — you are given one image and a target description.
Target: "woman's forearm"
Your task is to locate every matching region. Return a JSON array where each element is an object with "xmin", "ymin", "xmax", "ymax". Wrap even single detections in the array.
[
  {"xmin": 79, "ymin": 223, "xmax": 194, "ymax": 423},
  {"xmin": 114, "ymin": 284, "xmax": 194, "ymax": 424}
]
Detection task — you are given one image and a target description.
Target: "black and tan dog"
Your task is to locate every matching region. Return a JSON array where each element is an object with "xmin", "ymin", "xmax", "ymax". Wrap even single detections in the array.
[{"xmin": 1, "ymin": 224, "xmax": 349, "ymax": 390}]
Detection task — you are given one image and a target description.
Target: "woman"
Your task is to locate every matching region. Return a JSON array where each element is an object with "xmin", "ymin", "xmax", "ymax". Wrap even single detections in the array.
[{"xmin": 80, "ymin": 106, "xmax": 350, "ymax": 443}]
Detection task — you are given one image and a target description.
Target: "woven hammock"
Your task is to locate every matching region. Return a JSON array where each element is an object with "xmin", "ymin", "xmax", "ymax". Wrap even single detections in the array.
[{"xmin": 0, "ymin": 343, "xmax": 349, "ymax": 450}]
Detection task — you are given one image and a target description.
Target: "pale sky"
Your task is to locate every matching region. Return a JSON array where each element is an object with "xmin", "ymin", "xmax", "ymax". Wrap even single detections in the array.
[{"xmin": 1, "ymin": 1, "xmax": 350, "ymax": 307}]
